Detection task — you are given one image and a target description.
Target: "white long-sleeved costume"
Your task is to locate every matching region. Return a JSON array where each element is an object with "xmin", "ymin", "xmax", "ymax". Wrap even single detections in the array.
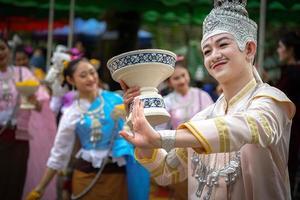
[{"xmin": 136, "ymin": 79, "xmax": 295, "ymax": 200}]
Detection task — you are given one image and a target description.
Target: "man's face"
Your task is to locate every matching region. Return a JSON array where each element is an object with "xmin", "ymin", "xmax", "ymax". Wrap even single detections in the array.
[{"xmin": 201, "ymin": 33, "xmax": 248, "ymax": 84}]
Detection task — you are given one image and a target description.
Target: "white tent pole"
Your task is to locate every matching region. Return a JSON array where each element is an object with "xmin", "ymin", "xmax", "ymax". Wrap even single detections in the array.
[
  {"xmin": 68, "ymin": 0, "xmax": 75, "ymax": 49},
  {"xmin": 257, "ymin": 0, "xmax": 267, "ymax": 75},
  {"xmin": 46, "ymin": 0, "xmax": 55, "ymax": 70}
]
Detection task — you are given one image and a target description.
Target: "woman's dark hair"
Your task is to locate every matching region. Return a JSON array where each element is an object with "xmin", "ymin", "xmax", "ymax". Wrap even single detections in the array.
[
  {"xmin": 0, "ymin": 35, "xmax": 9, "ymax": 47},
  {"xmin": 62, "ymin": 57, "xmax": 89, "ymax": 89},
  {"xmin": 175, "ymin": 55, "xmax": 188, "ymax": 69},
  {"xmin": 166, "ymin": 55, "xmax": 190, "ymax": 83},
  {"xmin": 15, "ymin": 45, "xmax": 30, "ymax": 55},
  {"xmin": 279, "ymin": 31, "xmax": 300, "ymax": 61},
  {"xmin": 14, "ymin": 45, "xmax": 30, "ymax": 60}
]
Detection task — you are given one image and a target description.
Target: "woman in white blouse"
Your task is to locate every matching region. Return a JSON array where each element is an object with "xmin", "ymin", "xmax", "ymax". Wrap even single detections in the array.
[{"xmin": 26, "ymin": 58, "xmax": 136, "ymax": 200}]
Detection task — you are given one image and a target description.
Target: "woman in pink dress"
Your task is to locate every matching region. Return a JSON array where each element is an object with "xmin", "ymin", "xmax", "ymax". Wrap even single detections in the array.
[
  {"xmin": 22, "ymin": 100, "xmax": 57, "ymax": 200},
  {"xmin": 12, "ymin": 45, "xmax": 58, "ymax": 200},
  {"xmin": 0, "ymin": 37, "xmax": 49, "ymax": 200}
]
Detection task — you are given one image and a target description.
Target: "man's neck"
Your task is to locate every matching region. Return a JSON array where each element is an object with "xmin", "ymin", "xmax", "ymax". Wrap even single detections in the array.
[{"xmin": 221, "ymin": 73, "xmax": 253, "ymax": 103}]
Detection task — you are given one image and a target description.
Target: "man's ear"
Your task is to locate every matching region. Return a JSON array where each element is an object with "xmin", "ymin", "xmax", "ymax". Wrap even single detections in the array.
[{"xmin": 245, "ymin": 41, "xmax": 257, "ymax": 63}]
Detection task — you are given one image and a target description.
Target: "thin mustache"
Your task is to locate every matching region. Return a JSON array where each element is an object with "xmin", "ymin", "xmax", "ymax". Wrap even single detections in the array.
[{"xmin": 210, "ymin": 59, "xmax": 227, "ymax": 68}]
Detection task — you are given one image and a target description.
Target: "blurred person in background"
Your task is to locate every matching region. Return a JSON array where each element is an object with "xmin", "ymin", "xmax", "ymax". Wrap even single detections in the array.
[
  {"xmin": 30, "ymin": 47, "xmax": 46, "ymax": 74},
  {"xmin": 276, "ymin": 31, "xmax": 300, "ymax": 197},
  {"xmin": 0, "ymin": 36, "xmax": 49, "ymax": 200},
  {"xmin": 14, "ymin": 46, "xmax": 45, "ymax": 81},
  {"xmin": 13, "ymin": 46, "xmax": 58, "ymax": 200}
]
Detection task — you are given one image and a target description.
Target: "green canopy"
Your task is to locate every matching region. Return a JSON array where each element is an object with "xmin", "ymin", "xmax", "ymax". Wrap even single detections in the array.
[{"xmin": 0, "ymin": 0, "xmax": 299, "ymax": 25}]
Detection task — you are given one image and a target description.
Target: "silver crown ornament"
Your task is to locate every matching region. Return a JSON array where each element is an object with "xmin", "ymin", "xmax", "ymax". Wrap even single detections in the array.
[{"xmin": 201, "ymin": 0, "xmax": 257, "ymax": 51}]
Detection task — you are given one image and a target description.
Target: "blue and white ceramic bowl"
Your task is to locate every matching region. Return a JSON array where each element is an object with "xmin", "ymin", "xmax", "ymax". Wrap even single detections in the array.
[
  {"xmin": 107, "ymin": 49, "xmax": 176, "ymax": 126},
  {"xmin": 107, "ymin": 49, "xmax": 176, "ymax": 88}
]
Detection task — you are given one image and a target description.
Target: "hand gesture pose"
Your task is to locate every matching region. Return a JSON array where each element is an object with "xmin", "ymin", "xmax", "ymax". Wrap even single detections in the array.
[{"xmin": 119, "ymin": 97, "xmax": 161, "ymax": 149}]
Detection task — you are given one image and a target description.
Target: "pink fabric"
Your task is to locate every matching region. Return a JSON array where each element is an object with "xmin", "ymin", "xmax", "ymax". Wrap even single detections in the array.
[
  {"xmin": 1, "ymin": 66, "xmax": 57, "ymax": 199},
  {"xmin": 0, "ymin": 67, "xmax": 19, "ymax": 112},
  {"xmin": 11, "ymin": 66, "xmax": 48, "ymax": 140},
  {"xmin": 22, "ymin": 99, "xmax": 58, "ymax": 200},
  {"xmin": 62, "ymin": 91, "xmax": 76, "ymax": 108},
  {"xmin": 165, "ymin": 88, "xmax": 214, "ymax": 129}
]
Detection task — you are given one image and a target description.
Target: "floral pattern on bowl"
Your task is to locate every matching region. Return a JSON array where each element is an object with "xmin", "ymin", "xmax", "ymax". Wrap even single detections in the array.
[
  {"xmin": 129, "ymin": 97, "xmax": 166, "ymax": 112},
  {"xmin": 107, "ymin": 49, "xmax": 176, "ymax": 75}
]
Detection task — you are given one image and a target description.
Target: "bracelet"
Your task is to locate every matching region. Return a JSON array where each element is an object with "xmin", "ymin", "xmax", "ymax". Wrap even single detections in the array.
[{"xmin": 158, "ymin": 130, "xmax": 176, "ymax": 152}]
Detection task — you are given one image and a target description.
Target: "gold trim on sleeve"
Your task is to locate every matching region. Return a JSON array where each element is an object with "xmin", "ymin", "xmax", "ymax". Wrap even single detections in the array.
[
  {"xmin": 258, "ymin": 111, "xmax": 272, "ymax": 144},
  {"xmin": 171, "ymin": 171, "xmax": 180, "ymax": 184},
  {"xmin": 214, "ymin": 117, "xmax": 230, "ymax": 152},
  {"xmin": 176, "ymin": 148, "xmax": 188, "ymax": 164},
  {"xmin": 134, "ymin": 148, "xmax": 158, "ymax": 164},
  {"xmin": 151, "ymin": 160, "xmax": 165, "ymax": 178},
  {"xmin": 178, "ymin": 122, "xmax": 213, "ymax": 153},
  {"xmin": 165, "ymin": 155, "xmax": 181, "ymax": 184},
  {"xmin": 245, "ymin": 115, "xmax": 259, "ymax": 144}
]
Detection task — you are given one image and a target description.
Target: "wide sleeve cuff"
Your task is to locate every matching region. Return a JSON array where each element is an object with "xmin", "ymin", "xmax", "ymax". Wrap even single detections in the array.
[
  {"xmin": 134, "ymin": 148, "xmax": 167, "ymax": 171},
  {"xmin": 178, "ymin": 121, "xmax": 217, "ymax": 154},
  {"xmin": 134, "ymin": 148, "xmax": 159, "ymax": 164}
]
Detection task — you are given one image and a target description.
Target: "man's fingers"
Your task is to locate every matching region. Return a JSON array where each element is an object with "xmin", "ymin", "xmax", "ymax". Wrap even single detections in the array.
[
  {"xmin": 124, "ymin": 96, "xmax": 134, "ymax": 105},
  {"xmin": 132, "ymin": 97, "xmax": 140, "ymax": 121},
  {"xmin": 137, "ymin": 100, "xmax": 144, "ymax": 118},
  {"xmin": 119, "ymin": 80, "xmax": 128, "ymax": 91},
  {"xmin": 126, "ymin": 87, "xmax": 140, "ymax": 96},
  {"xmin": 120, "ymin": 130, "xmax": 135, "ymax": 144}
]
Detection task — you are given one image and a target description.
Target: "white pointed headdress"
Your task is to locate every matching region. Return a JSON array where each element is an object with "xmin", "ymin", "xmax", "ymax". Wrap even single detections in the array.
[{"xmin": 201, "ymin": 0, "xmax": 257, "ymax": 51}]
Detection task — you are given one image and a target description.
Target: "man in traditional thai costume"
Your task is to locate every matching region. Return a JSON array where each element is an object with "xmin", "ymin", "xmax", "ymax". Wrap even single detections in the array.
[{"xmin": 120, "ymin": 0, "xmax": 295, "ymax": 199}]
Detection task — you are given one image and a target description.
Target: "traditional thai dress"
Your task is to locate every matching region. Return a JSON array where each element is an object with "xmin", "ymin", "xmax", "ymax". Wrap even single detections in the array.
[
  {"xmin": 0, "ymin": 66, "xmax": 48, "ymax": 200},
  {"xmin": 156, "ymin": 87, "xmax": 214, "ymax": 200},
  {"xmin": 22, "ymin": 98, "xmax": 57, "ymax": 200},
  {"xmin": 47, "ymin": 89, "xmax": 149, "ymax": 200},
  {"xmin": 136, "ymin": 79, "xmax": 295, "ymax": 200}
]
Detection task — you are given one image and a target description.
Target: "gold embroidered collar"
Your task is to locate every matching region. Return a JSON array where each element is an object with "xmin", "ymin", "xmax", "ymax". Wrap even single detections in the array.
[{"xmin": 223, "ymin": 79, "xmax": 257, "ymax": 111}]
